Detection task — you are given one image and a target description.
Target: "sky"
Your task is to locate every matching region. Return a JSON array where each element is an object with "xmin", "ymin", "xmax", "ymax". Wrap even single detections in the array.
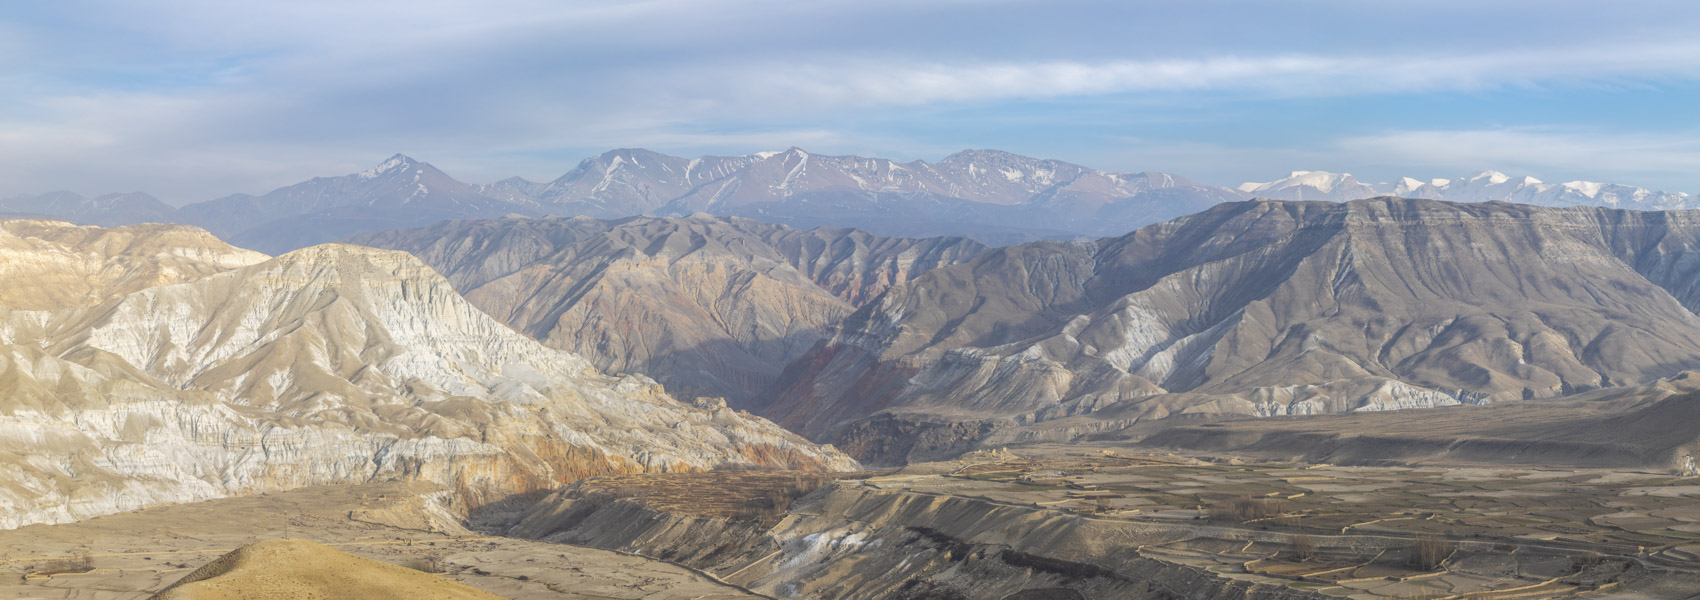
[{"xmin": 3, "ymin": 0, "xmax": 1700, "ymax": 204}]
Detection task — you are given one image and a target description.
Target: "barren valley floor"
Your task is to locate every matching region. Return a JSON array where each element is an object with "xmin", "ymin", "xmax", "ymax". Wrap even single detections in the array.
[
  {"xmin": 9, "ymin": 445, "xmax": 1700, "ymax": 599},
  {"xmin": 0, "ymin": 482, "xmax": 759, "ymax": 600},
  {"xmin": 512, "ymin": 445, "xmax": 1700, "ymax": 599}
]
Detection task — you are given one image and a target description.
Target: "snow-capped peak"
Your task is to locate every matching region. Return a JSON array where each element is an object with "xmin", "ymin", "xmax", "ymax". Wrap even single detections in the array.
[
  {"xmin": 1240, "ymin": 167, "xmax": 1693, "ymax": 210},
  {"xmin": 359, "ymin": 154, "xmax": 417, "ymax": 179},
  {"xmin": 1462, "ymin": 170, "xmax": 1511, "ymax": 185},
  {"xmin": 748, "ymin": 147, "xmax": 810, "ymax": 161},
  {"xmin": 1562, "ymin": 180, "xmax": 1605, "ymax": 198},
  {"xmin": 1238, "ymin": 170, "xmax": 1359, "ymax": 194}
]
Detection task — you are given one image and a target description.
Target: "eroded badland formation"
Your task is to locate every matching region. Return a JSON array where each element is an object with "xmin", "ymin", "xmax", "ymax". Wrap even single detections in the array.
[{"xmin": 7, "ymin": 180, "xmax": 1700, "ymax": 598}]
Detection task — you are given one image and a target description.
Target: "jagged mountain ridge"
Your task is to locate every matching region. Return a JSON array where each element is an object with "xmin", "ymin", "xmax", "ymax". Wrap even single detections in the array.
[
  {"xmin": 349, "ymin": 215, "xmax": 988, "ymax": 402},
  {"xmin": 485, "ymin": 147, "xmax": 1248, "ymax": 242},
  {"xmin": 764, "ymin": 198, "xmax": 1700, "ymax": 463},
  {"xmin": 1240, "ymin": 170, "xmax": 1697, "ymax": 210},
  {"xmin": 0, "ymin": 225, "xmax": 852, "ymax": 529},
  {"xmin": 10, "ymin": 151, "xmax": 1696, "ymax": 254},
  {"xmin": 2, "ymin": 150, "xmax": 1249, "ymax": 250}
]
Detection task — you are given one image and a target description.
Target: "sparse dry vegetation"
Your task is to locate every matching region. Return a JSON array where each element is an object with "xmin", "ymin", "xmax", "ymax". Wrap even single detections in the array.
[
  {"xmin": 397, "ymin": 555, "xmax": 445, "ymax": 573},
  {"xmin": 1409, "ymin": 536, "xmax": 1451, "ymax": 571},
  {"xmin": 30, "ymin": 553, "xmax": 93, "ymax": 576},
  {"xmin": 1291, "ymin": 534, "xmax": 1317, "ymax": 562},
  {"xmin": 1209, "ymin": 496, "xmax": 1285, "ymax": 522},
  {"xmin": 582, "ymin": 470, "xmax": 882, "ymax": 525},
  {"xmin": 951, "ymin": 454, "xmax": 1191, "ymax": 478}
]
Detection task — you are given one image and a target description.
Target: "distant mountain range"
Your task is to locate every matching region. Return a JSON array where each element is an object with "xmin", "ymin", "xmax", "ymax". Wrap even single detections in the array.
[
  {"xmin": 8, "ymin": 149, "xmax": 1691, "ymax": 254},
  {"xmin": 0, "ymin": 191, "xmax": 177, "ymax": 227},
  {"xmin": 477, "ymin": 147, "xmax": 1245, "ymax": 244},
  {"xmin": 0, "ymin": 155, "xmax": 523, "ymax": 254},
  {"xmin": 1239, "ymin": 170, "xmax": 1698, "ymax": 209}
]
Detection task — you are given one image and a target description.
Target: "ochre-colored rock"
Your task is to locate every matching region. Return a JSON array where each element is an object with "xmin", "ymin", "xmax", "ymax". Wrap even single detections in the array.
[
  {"xmin": 0, "ymin": 219, "xmax": 266, "ymax": 310},
  {"xmin": 151, "ymin": 538, "xmax": 502, "ymax": 600}
]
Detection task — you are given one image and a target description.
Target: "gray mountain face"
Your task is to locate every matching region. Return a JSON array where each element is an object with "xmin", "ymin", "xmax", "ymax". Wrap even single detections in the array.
[
  {"xmin": 174, "ymin": 155, "xmax": 540, "ymax": 254},
  {"xmin": 0, "ymin": 191, "xmax": 177, "ymax": 227},
  {"xmin": 349, "ymin": 215, "xmax": 987, "ymax": 403},
  {"xmin": 1, "ymin": 156, "xmax": 543, "ymax": 255},
  {"xmin": 763, "ymin": 198, "xmax": 1700, "ymax": 463}
]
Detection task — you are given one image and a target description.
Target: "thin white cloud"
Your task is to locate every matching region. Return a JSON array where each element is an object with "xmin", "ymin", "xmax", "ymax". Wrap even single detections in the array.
[
  {"xmin": 5, "ymin": 1, "xmax": 1700, "ymax": 199},
  {"xmin": 719, "ymin": 40, "xmax": 1700, "ymax": 109}
]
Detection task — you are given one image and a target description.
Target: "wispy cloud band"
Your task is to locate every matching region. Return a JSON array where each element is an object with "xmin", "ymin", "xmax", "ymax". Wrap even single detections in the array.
[{"xmin": 2, "ymin": 0, "xmax": 1699, "ymax": 199}]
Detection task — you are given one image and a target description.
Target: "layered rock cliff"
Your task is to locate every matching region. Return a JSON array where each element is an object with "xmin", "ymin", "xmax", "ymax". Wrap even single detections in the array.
[
  {"xmin": 349, "ymin": 215, "xmax": 985, "ymax": 402},
  {"xmin": 0, "ymin": 238, "xmax": 853, "ymax": 529},
  {"xmin": 766, "ymin": 198, "xmax": 1700, "ymax": 462}
]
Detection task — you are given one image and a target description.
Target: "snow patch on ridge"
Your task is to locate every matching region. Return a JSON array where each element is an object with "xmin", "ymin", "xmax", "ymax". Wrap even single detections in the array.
[{"xmin": 1238, "ymin": 169, "xmax": 1695, "ymax": 210}]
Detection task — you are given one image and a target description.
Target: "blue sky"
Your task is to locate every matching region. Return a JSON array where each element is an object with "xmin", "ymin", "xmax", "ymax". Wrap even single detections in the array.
[{"xmin": 3, "ymin": 0, "xmax": 1699, "ymax": 203}]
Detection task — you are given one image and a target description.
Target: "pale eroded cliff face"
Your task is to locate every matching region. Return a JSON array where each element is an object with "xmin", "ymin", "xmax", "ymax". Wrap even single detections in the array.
[
  {"xmin": 766, "ymin": 198, "xmax": 1700, "ymax": 462},
  {"xmin": 0, "ymin": 219, "xmax": 267, "ymax": 311},
  {"xmin": 0, "ymin": 239, "xmax": 854, "ymax": 529}
]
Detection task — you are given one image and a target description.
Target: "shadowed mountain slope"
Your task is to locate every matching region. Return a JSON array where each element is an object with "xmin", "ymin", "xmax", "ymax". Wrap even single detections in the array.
[
  {"xmin": 349, "ymin": 215, "xmax": 987, "ymax": 402},
  {"xmin": 763, "ymin": 198, "xmax": 1700, "ymax": 463},
  {"xmin": 1137, "ymin": 371, "xmax": 1700, "ymax": 470}
]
